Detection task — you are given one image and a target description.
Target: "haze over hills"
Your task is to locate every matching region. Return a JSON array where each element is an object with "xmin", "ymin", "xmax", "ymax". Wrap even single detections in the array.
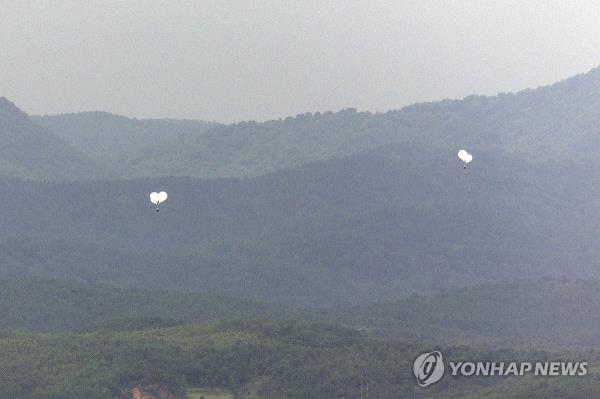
[
  {"xmin": 33, "ymin": 112, "xmax": 218, "ymax": 162},
  {"xmin": 0, "ymin": 97, "xmax": 100, "ymax": 180},
  {"xmin": 2, "ymin": 68, "xmax": 600, "ymax": 398},
  {"xmin": 1, "ymin": 68, "xmax": 599, "ymax": 319},
  {"xmin": 314, "ymin": 278, "xmax": 600, "ymax": 349},
  {"xmin": 0, "ymin": 140, "xmax": 598, "ymax": 307},
  {"xmin": 0, "ymin": 278, "xmax": 286, "ymax": 332},
  {"xmin": 125, "ymin": 65, "xmax": 600, "ymax": 179},
  {"xmin": 6, "ymin": 2, "xmax": 600, "ymax": 396},
  {"xmin": 5, "ymin": 66, "xmax": 600, "ymax": 182},
  {"xmin": 6, "ymin": 277, "xmax": 600, "ymax": 353}
]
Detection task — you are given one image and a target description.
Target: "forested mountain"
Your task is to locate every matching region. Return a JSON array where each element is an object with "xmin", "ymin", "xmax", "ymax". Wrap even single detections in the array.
[
  {"xmin": 33, "ymin": 112, "xmax": 217, "ymax": 162},
  {"xmin": 1, "ymin": 68, "xmax": 600, "ymax": 397},
  {"xmin": 3, "ymin": 68, "xmax": 600, "ymax": 307},
  {"xmin": 115, "ymin": 69, "xmax": 592, "ymax": 179},
  {"xmin": 0, "ymin": 137, "xmax": 598, "ymax": 306},
  {"xmin": 0, "ymin": 97, "xmax": 100, "ymax": 180},
  {"xmin": 123, "ymin": 67, "xmax": 600, "ymax": 179},
  {"xmin": 123, "ymin": 108, "xmax": 397, "ymax": 179},
  {"xmin": 23, "ymin": 67, "xmax": 600, "ymax": 180}
]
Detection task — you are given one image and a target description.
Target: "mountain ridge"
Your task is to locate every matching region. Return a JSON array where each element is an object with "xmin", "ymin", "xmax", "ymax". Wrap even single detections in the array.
[
  {"xmin": 0, "ymin": 97, "xmax": 102, "ymax": 180},
  {"xmin": 11, "ymin": 65, "xmax": 600, "ymax": 181},
  {"xmin": 32, "ymin": 111, "xmax": 218, "ymax": 162}
]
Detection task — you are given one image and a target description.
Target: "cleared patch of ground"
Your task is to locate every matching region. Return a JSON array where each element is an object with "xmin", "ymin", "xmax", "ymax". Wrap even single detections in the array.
[{"xmin": 185, "ymin": 388, "xmax": 233, "ymax": 399}]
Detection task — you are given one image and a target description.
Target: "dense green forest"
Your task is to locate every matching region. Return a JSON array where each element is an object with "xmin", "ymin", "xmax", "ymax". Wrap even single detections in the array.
[{"xmin": 1, "ymin": 319, "xmax": 591, "ymax": 399}]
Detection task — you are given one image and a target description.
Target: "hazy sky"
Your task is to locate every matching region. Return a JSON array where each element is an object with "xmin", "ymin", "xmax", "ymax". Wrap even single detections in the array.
[{"xmin": 2, "ymin": 1, "xmax": 600, "ymax": 123}]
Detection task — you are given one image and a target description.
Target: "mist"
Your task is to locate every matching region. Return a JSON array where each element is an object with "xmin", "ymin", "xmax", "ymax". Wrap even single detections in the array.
[{"xmin": 2, "ymin": 1, "xmax": 600, "ymax": 122}]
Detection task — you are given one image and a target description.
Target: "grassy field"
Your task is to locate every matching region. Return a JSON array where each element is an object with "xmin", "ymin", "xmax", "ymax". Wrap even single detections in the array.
[{"xmin": 186, "ymin": 388, "xmax": 233, "ymax": 399}]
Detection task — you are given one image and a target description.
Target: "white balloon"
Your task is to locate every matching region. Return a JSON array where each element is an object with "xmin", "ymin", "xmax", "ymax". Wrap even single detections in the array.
[
  {"xmin": 149, "ymin": 192, "xmax": 160, "ymax": 205},
  {"xmin": 157, "ymin": 191, "xmax": 168, "ymax": 203},
  {"xmin": 458, "ymin": 149, "xmax": 473, "ymax": 164},
  {"xmin": 150, "ymin": 191, "xmax": 167, "ymax": 205}
]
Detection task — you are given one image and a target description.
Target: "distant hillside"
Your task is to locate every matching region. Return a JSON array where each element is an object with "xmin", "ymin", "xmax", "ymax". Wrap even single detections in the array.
[
  {"xmin": 0, "ymin": 139, "xmax": 598, "ymax": 307},
  {"xmin": 33, "ymin": 112, "xmax": 217, "ymax": 162},
  {"xmin": 313, "ymin": 279, "xmax": 600, "ymax": 349},
  {"xmin": 123, "ymin": 108, "xmax": 397, "ymax": 178},
  {"xmin": 0, "ymin": 98, "xmax": 100, "ymax": 180},
  {"xmin": 21, "ymin": 66, "xmax": 600, "ymax": 181},
  {"xmin": 121, "ymin": 67, "xmax": 600, "ymax": 179},
  {"xmin": 22, "ymin": 67, "xmax": 600, "ymax": 181},
  {"xmin": 0, "ymin": 278, "xmax": 286, "ymax": 332},
  {"xmin": 2, "ymin": 68, "xmax": 600, "ymax": 307}
]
